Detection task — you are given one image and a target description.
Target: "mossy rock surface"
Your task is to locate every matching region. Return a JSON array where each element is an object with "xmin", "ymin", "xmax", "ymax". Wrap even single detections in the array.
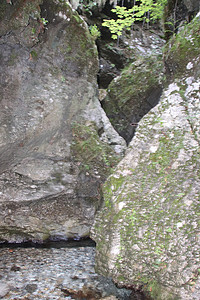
[
  {"xmin": 0, "ymin": 0, "xmax": 124, "ymax": 242},
  {"xmin": 164, "ymin": 14, "xmax": 200, "ymax": 79},
  {"xmin": 102, "ymin": 55, "xmax": 164, "ymax": 143},
  {"xmin": 71, "ymin": 122, "xmax": 121, "ymax": 181},
  {"xmin": 0, "ymin": 0, "xmax": 42, "ymax": 37},
  {"xmin": 92, "ymin": 18, "xmax": 200, "ymax": 300}
]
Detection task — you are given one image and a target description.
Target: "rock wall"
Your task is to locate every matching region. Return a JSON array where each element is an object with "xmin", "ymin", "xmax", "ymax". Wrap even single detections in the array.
[
  {"xmin": 102, "ymin": 54, "xmax": 164, "ymax": 143},
  {"xmin": 92, "ymin": 15, "xmax": 200, "ymax": 300},
  {"xmin": 0, "ymin": 0, "xmax": 126, "ymax": 243},
  {"xmin": 164, "ymin": 11, "xmax": 200, "ymax": 78},
  {"xmin": 183, "ymin": 0, "xmax": 200, "ymax": 13},
  {"xmin": 163, "ymin": 0, "xmax": 200, "ymax": 40}
]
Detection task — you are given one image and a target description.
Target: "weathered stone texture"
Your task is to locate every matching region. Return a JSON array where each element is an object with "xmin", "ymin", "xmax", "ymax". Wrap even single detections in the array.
[
  {"xmin": 92, "ymin": 16, "xmax": 200, "ymax": 300},
  {"xmin": 0, "ymin": 0, "xmax": 126, "ymax": 242},
  {"xmin": 102, "ymin": 54, "xmax": 164, "ymax": 143}
]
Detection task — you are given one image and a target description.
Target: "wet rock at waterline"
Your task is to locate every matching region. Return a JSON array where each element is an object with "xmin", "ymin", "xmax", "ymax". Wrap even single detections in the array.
[
  {"xmin": 0, "ymin": 0, "xmax": 126, "ymax": 243},
  {"xmin": 92, "ymin": 18, "xmax": 200, "ymax": 300}
]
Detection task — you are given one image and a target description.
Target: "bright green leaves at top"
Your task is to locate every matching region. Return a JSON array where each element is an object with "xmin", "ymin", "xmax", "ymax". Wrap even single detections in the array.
[
  {"xmin": 133, "ymin": 0, "xmax": 167, "ymax": 22},
  {"xmin": 102, "ymin": 6, "xmax": 134, "ymax": 40},
  {"xmin": 102, "ymin": 0, "xmax": 167, "ymax": 40}
]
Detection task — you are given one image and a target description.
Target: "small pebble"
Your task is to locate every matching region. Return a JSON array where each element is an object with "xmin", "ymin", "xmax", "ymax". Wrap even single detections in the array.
[{"xmin": 0, "ymin": 282, "xmax": 10, "ymax": 298}]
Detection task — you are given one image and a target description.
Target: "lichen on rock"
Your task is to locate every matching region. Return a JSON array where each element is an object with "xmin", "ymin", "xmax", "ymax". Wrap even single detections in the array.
[{"xmin": 91, "ymin": 17, "xmax": 200, "ymax": 300}]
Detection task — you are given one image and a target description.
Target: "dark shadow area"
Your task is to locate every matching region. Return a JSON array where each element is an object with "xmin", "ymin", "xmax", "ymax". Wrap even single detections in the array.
[
  {"xmin": 102, "ymin": 86, "xmax": 163, "ymax": 145},
  {"xmin": 0, "ymin": 237, "xmax": 96, "ymax": 249}
]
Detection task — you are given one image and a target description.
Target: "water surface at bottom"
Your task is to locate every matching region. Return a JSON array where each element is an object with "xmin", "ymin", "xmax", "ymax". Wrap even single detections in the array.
[{"xmin": 0, "ymin": 245, "xmax": 131, "ymax": 299}]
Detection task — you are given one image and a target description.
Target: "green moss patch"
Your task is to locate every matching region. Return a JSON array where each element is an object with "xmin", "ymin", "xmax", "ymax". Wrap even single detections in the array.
[
  {"xmin": 164, "ymin": 16, "xmax": 200, "ymax": 78},
  {"xmin": 71, "ymin": 122, "xmax": 121, "ymax": 181},
  {"xmin": 0, "ymin": 0, "xmax": 42, "ymax": 36},
  {"xmin": 92, "ymin": 77, "xmax": 200, "ymax": 299},
  {"xmin": 102, "ymin": 54, "xmax": 164, "ymax": 141}
]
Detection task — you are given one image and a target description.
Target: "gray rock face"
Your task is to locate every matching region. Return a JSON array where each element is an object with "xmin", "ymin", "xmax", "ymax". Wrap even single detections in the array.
[
  {"xmin": 92, "ymin": 18, "xmax": 200, "ymax": 300},
  {"xmin": 70, "ymin": 0, "xmax": 117, "ymax": 10},
  {"xmin": 102, "ymin": 54, "xmax": 164, "ymax": 143},
  {"xmin": 98, "ymin": 27, "xmax": 164, "ymax": 90},
  {"xmin": 0, "ymin": 0, "xmax": 126, "ymax": 242},
  {"xmin": 183, "ymin": 0, "xmax": 200, "ymax": 13},
  {"xmin": 99, "ymin": 24, "xmax": 165, "ymax": 143}
]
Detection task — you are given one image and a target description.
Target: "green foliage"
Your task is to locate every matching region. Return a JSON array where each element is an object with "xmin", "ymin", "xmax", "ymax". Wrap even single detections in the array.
[
  {"xmin": 102, "ymin": 7, "xmax": 134, "ymax": 40},
  {"xmin": 133, "ymin": 0, "xmax": 167, "ymax": 22},
  {"xmin": 102, "ymin": 0, "xmax": 167, "ymax": 40},
  {"xmin": 102, "ymin": 6, "xmax": 132, "ymax": 40},
  {"xmin": 40, "ymin": 17, "xmax": 48, "ymax": 26},
  {"xmin": 79, "ymin": 0, "xmax": 98, "ymax": 16},
  {"xmin": 89, "ymin": 24, "xmax": 101, "ymax": 40}
]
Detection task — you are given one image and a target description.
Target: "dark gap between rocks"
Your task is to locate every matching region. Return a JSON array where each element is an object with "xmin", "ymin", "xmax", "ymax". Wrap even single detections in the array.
[{"xmin": 0, "ymin": 237, "xmax": 96, "ymax": 249}]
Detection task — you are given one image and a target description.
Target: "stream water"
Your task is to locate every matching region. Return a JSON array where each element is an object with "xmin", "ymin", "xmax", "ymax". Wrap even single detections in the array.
[{"xmin": 0, "ymin": 239, "xmax": 139, "ymax": 300}]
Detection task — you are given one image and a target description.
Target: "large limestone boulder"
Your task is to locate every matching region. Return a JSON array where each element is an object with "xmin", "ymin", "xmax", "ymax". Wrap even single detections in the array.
[
  {"xmin": 98, "ymin": 12, "xmax": 165, "ymax": 143},
  {"xmin": 92, "ymin": 16, "xmax": 200, "ymax": 300},
  {"xmin": 102, "ymin": 54, "xmax": 164, "ymax": 143},
  {"xmin": 0, "ymin": 0, "xmax": 125, "ymax": 243}
]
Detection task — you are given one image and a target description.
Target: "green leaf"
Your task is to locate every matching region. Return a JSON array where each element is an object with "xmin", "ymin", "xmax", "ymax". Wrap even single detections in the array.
[{"xmin": 102, "ymin": 0, "xmax": 167, "ymax": 41}]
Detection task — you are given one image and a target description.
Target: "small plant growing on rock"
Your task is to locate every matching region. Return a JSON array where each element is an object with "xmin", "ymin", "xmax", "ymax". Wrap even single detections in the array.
[
  {"xmin": 40, "ymin": 17, "xmax": 48, "ymax": 26},
  {"xmin": 89, "ymin": 24, "xmax": 101, "ymax": 40}
]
